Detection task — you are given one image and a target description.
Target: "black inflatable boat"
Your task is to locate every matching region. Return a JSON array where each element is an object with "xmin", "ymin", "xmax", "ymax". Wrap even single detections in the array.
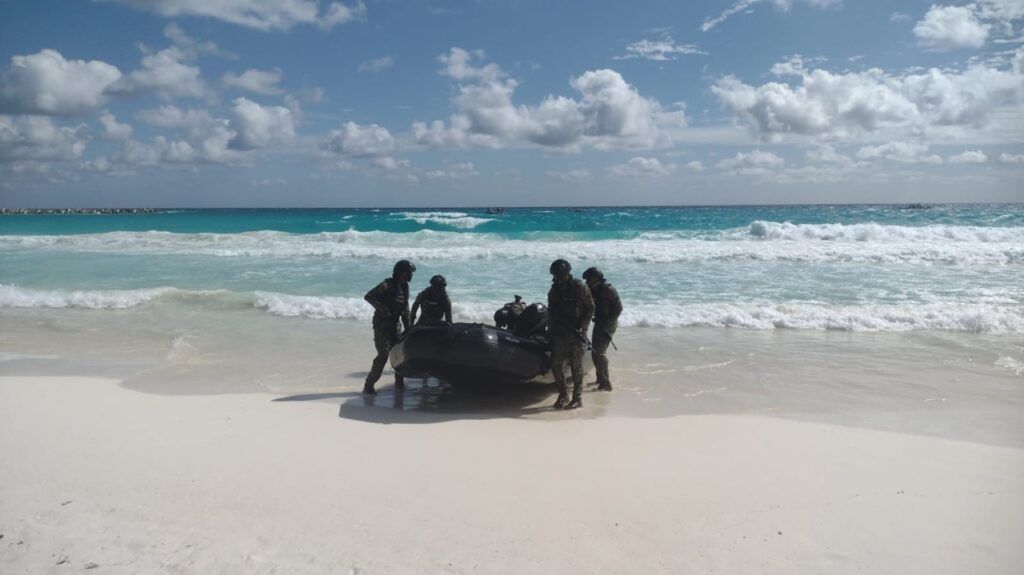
[{"xmin": 390, "ymin": 322, "xmax": 555, "ymax": 383}]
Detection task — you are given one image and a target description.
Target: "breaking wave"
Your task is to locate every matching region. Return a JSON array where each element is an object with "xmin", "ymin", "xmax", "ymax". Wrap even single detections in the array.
[
  {"xmin": 2, "ymin": 223, "xmax": 1022, "ymax": 264},
  {"xmin": 746, "ymin": 221, "xmax": 1024, "ymax": 243},
  {"xmin": 2, "ymin": 284, "xmax": 1021, "ymax": 333},
  {"xmin": 392, "ymin": 211, "xmax": 493, "ymax": 229}
]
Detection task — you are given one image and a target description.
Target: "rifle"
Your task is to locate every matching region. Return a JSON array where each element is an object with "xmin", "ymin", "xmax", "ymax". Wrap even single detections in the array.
[
  {"xmin": 602, "ymin": 329, "xmax": 619, "ymax": 351},
  {"xmin": 574, "ymin": 329, "xmax": 593, "ymax": 351}
]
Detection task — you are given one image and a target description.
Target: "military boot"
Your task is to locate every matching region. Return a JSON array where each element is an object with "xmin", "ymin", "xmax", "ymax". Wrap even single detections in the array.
[
  {"xmin": 553, "ymin": 392, "xmax": 569, "ymax": 409},
  {"xmin": 362, "ymin": 382, "xmax": 377, "ymax": 395},
  {"xmin": 564, "ymin": 394, "xmax": 583, "ymax": 410},
  {"xmin": 597, "ymin": 382, "xmax": 613, "ymax": 391}
]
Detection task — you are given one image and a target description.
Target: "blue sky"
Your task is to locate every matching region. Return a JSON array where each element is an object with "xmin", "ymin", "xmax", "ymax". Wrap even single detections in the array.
[{"xmin": 1, "ymin": 0, "xmax": 1022, "ymax": 207}]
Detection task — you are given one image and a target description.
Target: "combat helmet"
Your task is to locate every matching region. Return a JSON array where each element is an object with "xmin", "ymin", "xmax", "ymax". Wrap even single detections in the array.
[
  {"xmin": 549, "ymin": 259, "xmax": 571, "ymax": 275},
  {"xmin": 430, "ymin": 274, "xmax": 447, "ymax": 288},
  {"xmin": 393, "ymin": 259, "xmax": 416, "ymax": 276},
  {"xmin": 582, "ymin": 267, "xmax": 604, "ymax": 282}
]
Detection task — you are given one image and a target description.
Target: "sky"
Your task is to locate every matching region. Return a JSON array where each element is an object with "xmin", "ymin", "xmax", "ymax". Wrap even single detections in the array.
[{"xmin": 1, "ymin": 0, "xmax": 1023, "ymax": 207}]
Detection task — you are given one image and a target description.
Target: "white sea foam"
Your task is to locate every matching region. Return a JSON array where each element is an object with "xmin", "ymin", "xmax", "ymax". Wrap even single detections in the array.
[
  {"xmin": 994, "ymin": 356, "xmax": 1024, "ymax": 376},
  {"xmin": 0, "ymin": 284, "xmax": 175, "ymax": 309},
  {"xmin": 2, "ymin": 284, "xmax": 1021, "ymax": 332},
  {"xmin": 619, "ymin": 302, "xmax": 1024, "ymax": 332},
  {"xmin": 2, "ymin": 225, "xmax": 1021, "ymax": 264},
  {"xmin": 393, "ymin": 211, "xmax": 493, "ymax": 229},
  {"xmin": 746, "ymin": 221, "xmax": 1024, "ymax": 243}
]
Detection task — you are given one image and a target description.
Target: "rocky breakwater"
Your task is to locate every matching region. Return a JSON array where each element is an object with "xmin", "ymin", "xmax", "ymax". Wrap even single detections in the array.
[{"xmin": 1, "ymin": 208, "xmax": 160, "ymax": 215}]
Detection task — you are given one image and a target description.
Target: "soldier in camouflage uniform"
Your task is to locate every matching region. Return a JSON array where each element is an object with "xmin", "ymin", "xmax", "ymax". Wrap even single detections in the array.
[
  {"xmin": 583, "ymin": 267, "xmax": 622, "ymax": 391},
  {"xmin": 547, "ymin": 259, "xmax": 595, "ymax": 410},
  {"xmin": 362, "ymin": 260, "xmax": 415, "ymax": 395},
  {"xmin": 411, "ymin": 274, "xmax": 453, "ymax": 326}
]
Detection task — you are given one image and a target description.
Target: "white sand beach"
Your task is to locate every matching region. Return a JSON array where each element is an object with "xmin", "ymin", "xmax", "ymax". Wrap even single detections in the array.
[{"xmin": 2, "ymin": 372, "xmax": 1022, "ymax": 574}]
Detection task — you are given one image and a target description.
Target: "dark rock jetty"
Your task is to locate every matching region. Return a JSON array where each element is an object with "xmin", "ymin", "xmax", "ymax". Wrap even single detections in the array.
[{"xmin": 0, "ymin": 208, "xmax": 160, "ymax": 215}]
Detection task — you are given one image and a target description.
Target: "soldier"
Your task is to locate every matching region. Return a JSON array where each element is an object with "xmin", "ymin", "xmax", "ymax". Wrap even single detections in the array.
[
  {"xmin": 582, "ymin": 267, "xmax": 622, "ymax": 391},
  {"xmin": 493, "ymin": 295, "xmax": 526, "ymax": 330},
  {"xmin": 362, "ymin": 259, "xmax": 415, "ymax": 395},
  {"xmin": 411, "ymin": 274, "xmax": 453, "ymax": 326},
  {"xmin": 547, "ymin": 259, "xmax": 595, "ymax": 410}
]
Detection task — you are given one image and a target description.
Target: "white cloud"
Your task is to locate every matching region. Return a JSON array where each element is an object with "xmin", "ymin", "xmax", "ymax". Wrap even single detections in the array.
[
  {"xmin": 222, "ymin": 68, "xmax": 284, "ymax": 95},
  {"xmin": 616, "ymin": 36, "xmax": 706, "ymax": 61},
  {"xmin": 855, "ymin": 141, "xmax": 942, "ymax": 163},
  {"xmin": 607, "ymin": 156, "xmax": 675, "ymax": 177},
  {"xmin": 118, "ymin": 100, "xmax": 293, "ymax": 167},
  {"xmin": 322, "ymin": 121, "xmax": 396, "ymax": 157},
  {"xmin": 891, "ymin": 12, "xmax": 912, "ymax": 23},
  {"xmin": 712, "ymin": 49, "xmax": 1024, "ymax": 142},
  {"xmin": 424, "ymin": 162, "xmax": 478, "ymax": 179},
  {"xmin": 0, "ymin": 115, "xmax": 89, "ymax": 162},
  {"xmin": 373, "ymin": 156, "xmax": 409, "ymax": 170},
  {"xmin": 717, "ymin": 150, "xmax": 785, "ymax": 174},
  {"xmin": 98, "ymin": 112, "xmax": 133, "ymax": 140},
  {"xmin": 549, "ymin": 168, "xmax": 592, "ymax": 183},
  {"xmin": 702, "ymin": 0, "xmax": 841, "ymax": 32},
  {"xmin": 947, "ymin": 149, "xmax": 989, "ymax": 163},
  {"xmin": 163, "ymin": 23, "xmax": 235, "ymax": 59},
  {"xmin": 229, "ymin": 97, "xmax": 296, "ymax": 150},
  {"xmin": 103, "ymin": 0, "xmax": 366, "ymax": 31},
  {"xmin": 358, "ymin": 56, "xmax": 394, "ymax": 73},
  {"xmin": 414, "ymin": 47, "xmax": 683, "ymax": 151},
  {"xmin": 685, "ymin": 160, "xmax": 706, "ymax": 171},
  {"xmin": 0, "ymin": 50, "xmax": 121, "ymax": 116},
  {"xmin": 113, "ymin": 46, "xmax": 207, "ymax": 100},
  {"xmin": 914, "ymin": 5, "xmax": 990, "ymax": 50},
  {"xmin": 998, "ymin": 152, "xmax": 1024, "ymax": 162},
  {"xmin": 136, "ymin": 105, "xmax": 214, "ymax": 129}
]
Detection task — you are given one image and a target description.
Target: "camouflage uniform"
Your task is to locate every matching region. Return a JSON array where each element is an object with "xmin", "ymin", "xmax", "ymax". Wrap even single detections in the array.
[
  {"xmin": 364, "ymin": 277, "xmax": 411, "ymax": 387},
  {"xmin": 411, "ymin": 287, "xmax": 452, "ymax": 326},
  {"xmin": 547, "ymin": 276, "xmax": 595, "ymax": 401},
  {"xmin": 589, "ymin": 280, "xmax": 622, "ymax": 388}
]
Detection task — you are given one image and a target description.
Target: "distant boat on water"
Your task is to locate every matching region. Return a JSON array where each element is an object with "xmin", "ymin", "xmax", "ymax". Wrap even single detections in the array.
[{"xmin": 485, "ymin": 207, "xmax": 506, "ymax": 214}]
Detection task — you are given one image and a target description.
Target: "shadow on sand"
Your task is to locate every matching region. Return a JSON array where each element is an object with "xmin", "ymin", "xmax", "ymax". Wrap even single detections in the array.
[{"xmin": 274, "ymin": 377, "xmax": 565, "ymax": 424}]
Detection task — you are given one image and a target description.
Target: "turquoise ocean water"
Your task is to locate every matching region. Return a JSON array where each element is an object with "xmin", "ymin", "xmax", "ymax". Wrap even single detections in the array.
[{"xmin": 2, "ymin": 204, "xmax": 1022, "ymax": 333}]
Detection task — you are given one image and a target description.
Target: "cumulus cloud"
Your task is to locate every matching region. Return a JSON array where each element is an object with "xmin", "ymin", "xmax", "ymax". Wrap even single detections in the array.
[
  {"xmin": 0, "ymin": 115, "xmax": 89, "ymax": 162},
  {"xmin": 228, "ymin": 98, "xmax": 296, "ymax": 150},
  {"xmin": 913, "ymin": 2, "xmax": 1024, "ymax": 49},
  {"xmin": 855, "ymin": 141, "xmax": 942, "ymax": 163},
  {"xmin": 607, "ymin": 156, "xmax": 675, "ymax": 177},
  {"xmin": 358, "ymin": 56, "xmax": 394, "ymax": 73},
  {"xmin": 98, "ymin": 112, "xmax": 133, "ymax": 140},
  {"xmin": 321, "ymin": 121, "xmax": 396, "ymax": 157},
  {"xmin": 717, "ymin": 150, "xmax": 785, "ymax": 174},
  {"xmin": 112, "ymin": 46, "xmax": 207, "ymax": 100},
  {"xmin": 114, "ymin": 100, "xmax": 294, "ymax": 168},
  {"xmin": 615, "ymin": 36, "xmax": 706, "ymax": 61},
  {"xmin": 947, "ymin": 149, "xmax": 989, "ymax": 163},
  {"xmin": 412, "ymin": 47, "xmax": 683, "ymax": 151},
  {"xmin": 103, "ymin": 0, "xmax": 366, "ymax": 31},
  {"xmin": 702, "ymin": 0, "xmax": 841, "ymax": 32},
  {"xmin": 712, "ymin": 49, "xmax": 1024, "ymax": 142},
  {"xmin": 222, "ymin": 68, "xmax": 284, "ymax": 95},
  {"xmin": 998, "ymin": 151, "xmax": 1024, "ymax": 162},
  {"xmin": 914, "ymin": 4, "xmax": 990, "ymax": 50},
  {"xmin": 0, "ymin": 50, "xmax": 122, "ymax": 116}
]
